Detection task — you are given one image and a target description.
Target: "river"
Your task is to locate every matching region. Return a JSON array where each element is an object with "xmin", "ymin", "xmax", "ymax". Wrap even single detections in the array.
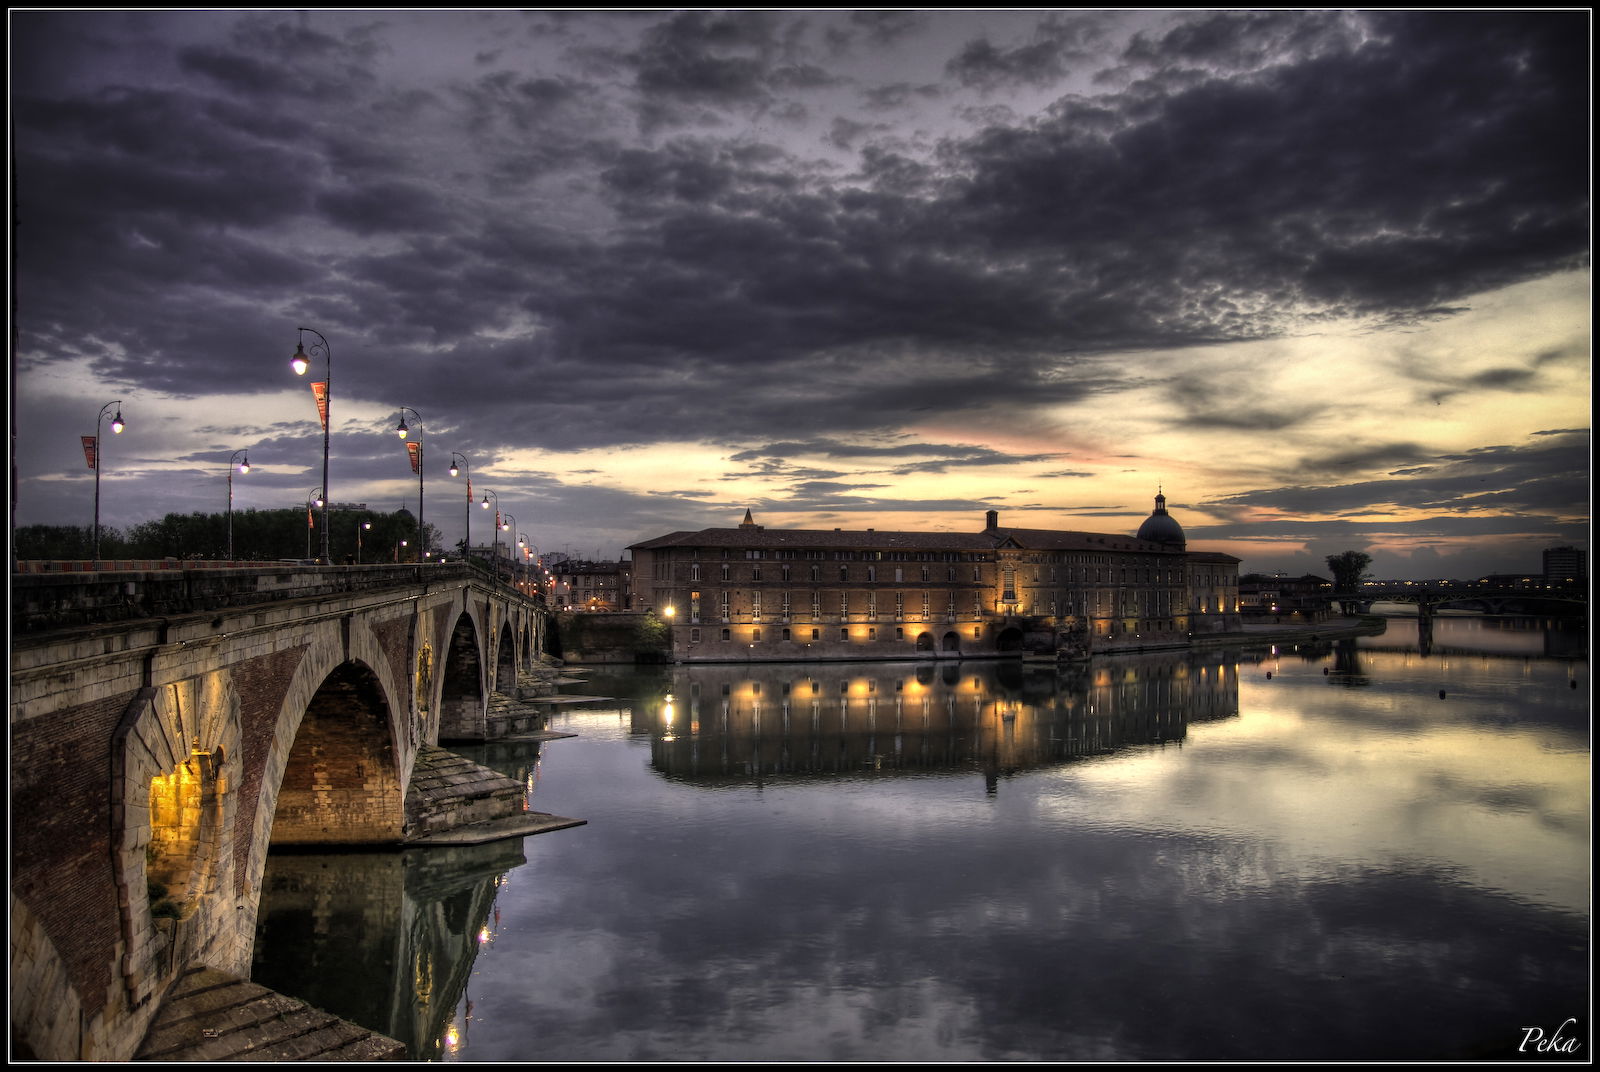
[{"xmin": 252, "ymin": 615, "xmax": 1589, "ymax": 1061}]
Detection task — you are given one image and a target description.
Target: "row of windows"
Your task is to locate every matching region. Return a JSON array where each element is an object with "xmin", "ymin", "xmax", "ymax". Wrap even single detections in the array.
[
  {"xmin": 682, "ymin": 562, "xmax": 1204, "ymax": 586},
  {"xmin": 693, "ymin": 549, "xmax": 1183, "ymax": 566},
  {"xmin": 689, "ymin": 625, "xmax": 984, "ymax": 644},
  {"xmin": 716, "ymin": 549, "xmax": 987, "ymax": 562}
]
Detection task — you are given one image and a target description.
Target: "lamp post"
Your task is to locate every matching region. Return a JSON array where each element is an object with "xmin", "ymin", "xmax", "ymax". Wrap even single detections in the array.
[
  {"xmin": 394, "ymin": 407, "xmax": 426, "ymax": 560},
  {"xmin": 356, "ymin": 520, "xmax": 372, "ymax": 564},
  {"xmin": 480, "ymin": 490, "xmax": 500, "ymax": 565},
  {"xmin": 89, "ymin": 400, "xmax": 126, "ymax": 561},
  {"xmin": 289, "ymin": 328, "xmax": 332, "ymax": 562},
  {"xmin": 500, "ymin": 512, "xmax": 517, "ymax": 583},
  {"xmin": 226, "ymin": 449, "xmax": 250, "ymax": 560},
  {"xmin": 448, "ymin": 452, "xmax": 471, "ymax": 561},
  {"xmin": 304, "ymin": 488, "xmax": 324, "ymax": 560}
]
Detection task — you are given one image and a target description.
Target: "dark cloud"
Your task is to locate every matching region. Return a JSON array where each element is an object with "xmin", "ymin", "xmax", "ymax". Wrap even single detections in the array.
[
  {"xmin": 8, "ymin": 10, "xmax": 1588, "ymax": 570},
  {"xmin": 946, "ymin": 14, "xmax": 1113, "ymax": 91},
  {"xmin": 1207, "ymin": 433, "xmax": 1590, "ymax": 521}
]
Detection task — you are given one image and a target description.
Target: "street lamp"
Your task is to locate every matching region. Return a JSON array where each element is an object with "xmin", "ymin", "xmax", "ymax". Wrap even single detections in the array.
[
  {"xmin": 90, "ymin": 400, "xmax": 125, "ymax": 561},
  {"xmin": 304, "ymin": 488, "xmax": 324, "ymax": 560},
  {"xmin": 448, "ymin": 452, "xmax": 471, "ymax": 561},
  {"xmin": 289, "ymin": 328, "xmax": 332, "ymax": 562},
  {"xmin": 395, "ymin": 407, "xmax": 426, "ymax": 559},
  {"xmin": 356, "ymin": 520, "xmax": 372, "ymax": 564},
  {"xmin": 480, "ymin": 489, "xmax": 500, "ymax": 563},
  {"xmin": 226, "ymin": 449, "xmax": 250, "ymax": 560}
]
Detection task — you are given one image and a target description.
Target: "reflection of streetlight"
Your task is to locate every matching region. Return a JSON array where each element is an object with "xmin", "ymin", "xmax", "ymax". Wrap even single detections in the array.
[
  {"xmin": 395, "ymin": 407, "xmax": 425, "ymax": 559},
  {"xmin": 90, "ymin": 400, "xmax": 125, "ymax": 561},
  {"xmin": 226, "ymin": 449, "xmax": 250, "ymax": 560},
  {"xmin": 448, "ymin": 452, "xmax": 471, "ymax": 560},
  {"xmin": 289, "ymin": 328, "xmax": 332, "ymax": 562},
  {"xmin": 356, "ymin": 520, "xmax": 372, "ymax": 564},
  {"xmin": 304, "ymin": 488, "xmax": 324, "ymax": 560}
]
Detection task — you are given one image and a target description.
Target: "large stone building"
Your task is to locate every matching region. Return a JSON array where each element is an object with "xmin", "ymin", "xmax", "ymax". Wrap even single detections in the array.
[{"xmin": 628, "ymin": 493, "xmax": 1239, "ymax": 661}]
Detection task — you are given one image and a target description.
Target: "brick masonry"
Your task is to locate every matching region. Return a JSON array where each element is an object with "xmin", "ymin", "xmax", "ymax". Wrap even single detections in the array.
[{"xmin": 9, "ymin": 570, "xmax": 547, "ymax": 1061}]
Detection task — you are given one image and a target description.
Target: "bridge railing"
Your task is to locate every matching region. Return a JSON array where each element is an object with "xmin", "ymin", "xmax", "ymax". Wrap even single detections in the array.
[{"xmin": 10, "ymin": 560, "xmax": 542, "ymax": 636}]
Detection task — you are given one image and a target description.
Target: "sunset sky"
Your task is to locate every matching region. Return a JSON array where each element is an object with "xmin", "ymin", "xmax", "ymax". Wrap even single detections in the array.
[{"xmin": 9, "ymin": 10, "xmax": 1590, "ymax": 577}]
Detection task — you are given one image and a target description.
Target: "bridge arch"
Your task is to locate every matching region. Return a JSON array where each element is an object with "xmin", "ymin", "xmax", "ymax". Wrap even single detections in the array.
[
  {"xmin": 105, "ymin": 674, "xmax": 248, "ymax": 1014},
  {"xmin": 9, "ymin": 898, "xmax": 81, "ymax": 1061},
  {"xmin": 269, "ymin": 661, "xmax": 405, "ymax": 847},
  {"xmin": 495, "ymin": 618, "xmax": 517, "ymax": 692},
  {"xmin": 437, "ymin": 610, "xmax": 487, "ymax": 741}
]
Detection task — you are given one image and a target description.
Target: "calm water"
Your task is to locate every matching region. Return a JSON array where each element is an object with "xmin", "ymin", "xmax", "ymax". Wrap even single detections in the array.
[{"xmin": 253, "ymin": 616, "xmax": 1590, "ymax": 1061}]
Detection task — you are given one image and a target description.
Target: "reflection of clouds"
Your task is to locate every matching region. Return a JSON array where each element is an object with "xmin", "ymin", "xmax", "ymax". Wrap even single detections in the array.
[
  {"xmin": 1039, "ymin": 660, "xmax": 1588, "ymax": 915},
  {"xmin": 457, "ymin": 652, "xmax": 1586, "ymax": 1061}
]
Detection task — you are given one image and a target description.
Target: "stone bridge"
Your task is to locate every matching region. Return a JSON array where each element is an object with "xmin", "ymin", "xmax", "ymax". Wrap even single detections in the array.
[{"xmin": 9, "ymin": 563, "xmax": 554, "ymax": 1060}]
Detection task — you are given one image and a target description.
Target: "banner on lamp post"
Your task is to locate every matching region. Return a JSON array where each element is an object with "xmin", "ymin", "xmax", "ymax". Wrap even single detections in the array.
[
  {"xmin": 407, "ymin": 441, "xmax": 421, "ymax": 474},
  {"xmin": 81, "ymin": 436, "xmax": 97, "ymax": 470},
  {"xmin": 311, "ymin": 382, "xmax": 329, "ymax": 430}
]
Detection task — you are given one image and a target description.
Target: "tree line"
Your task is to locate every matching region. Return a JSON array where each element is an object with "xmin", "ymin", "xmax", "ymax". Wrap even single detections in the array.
[{"xmin": 14, "ymin": 507, "xmax": 445, "ymax": 564}]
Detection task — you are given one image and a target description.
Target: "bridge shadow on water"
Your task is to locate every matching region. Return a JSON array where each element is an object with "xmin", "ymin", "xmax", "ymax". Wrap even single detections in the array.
[{"xmin": 251, "ymin": 838, "xmax": 526, "ymax": 1061}]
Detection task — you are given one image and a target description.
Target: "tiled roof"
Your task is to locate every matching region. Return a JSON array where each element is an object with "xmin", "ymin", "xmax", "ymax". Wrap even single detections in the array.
[
  {"xmin": 629, "ymin": 527, "xmax": 990, "ymax": 551},
  {"xmin": 632, "ymin": 524, "xmax": 1200, "ymax": 557}
]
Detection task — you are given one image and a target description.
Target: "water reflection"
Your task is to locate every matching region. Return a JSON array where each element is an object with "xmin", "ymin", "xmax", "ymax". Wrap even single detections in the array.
[
  {"xmin": 251, "ymin": 840, "xmax": 523, "ymax": 1060},
  {"xmin": 1363, "ymin": 614, "xmax": 1588, "ymax": 659},
  {"xmin": 639, "ymin": 652, "xmax": 1239, "ymax": 790},
  {"xmin": 251, "ymin": 622, "xmax": 1588, "ymax": 1062}
]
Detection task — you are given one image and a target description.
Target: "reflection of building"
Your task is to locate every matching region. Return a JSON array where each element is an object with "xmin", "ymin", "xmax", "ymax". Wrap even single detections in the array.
[
  {"xmin": 554, "ymin": 560, "xmax": 631, "ymax": 611},
  {"xmin": 643, "ymin": 655, "xmax": 1240, "ymax": 785},
  {"xmin": 629, "ymin": 496, "xmax": 1240, "ymax": 661}
]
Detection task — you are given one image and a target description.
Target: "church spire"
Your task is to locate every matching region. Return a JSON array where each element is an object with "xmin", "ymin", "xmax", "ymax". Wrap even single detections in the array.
[{"xmin": 740, "ymin": 508, "xmax": 757, "ymax": 528}]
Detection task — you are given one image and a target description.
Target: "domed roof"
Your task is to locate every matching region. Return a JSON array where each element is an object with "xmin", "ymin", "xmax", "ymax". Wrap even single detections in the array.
[{"xmin": 1136, "ymin": 490, "xmax": 1186, "ymax": 548}]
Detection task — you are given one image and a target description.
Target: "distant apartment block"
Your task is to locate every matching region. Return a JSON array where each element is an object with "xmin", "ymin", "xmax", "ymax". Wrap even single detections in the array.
[
  {"xmin": 555, "ymin": 560, "xmax": 632, "ymax": 611},
  {"xmin": 1542, "ymin": 545, "xmax": 1587, "ymax": 586}
]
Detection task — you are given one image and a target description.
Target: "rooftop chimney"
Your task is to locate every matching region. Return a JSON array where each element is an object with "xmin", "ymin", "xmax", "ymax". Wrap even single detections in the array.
[{"xmin": 985, "ymin": 509, "xmax": 998, "ymax": 531}]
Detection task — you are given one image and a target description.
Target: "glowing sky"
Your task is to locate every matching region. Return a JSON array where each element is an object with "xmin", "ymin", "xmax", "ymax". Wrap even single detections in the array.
[{"xmin": 9, "ymin": 10, "xmax": 1590, "ymax": 575}]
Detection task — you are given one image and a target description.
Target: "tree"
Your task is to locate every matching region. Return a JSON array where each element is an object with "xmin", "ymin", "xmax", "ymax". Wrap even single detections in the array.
[{"xmin": 1325, "ymin": 551, "xmax": 1373, "ymax": 612}]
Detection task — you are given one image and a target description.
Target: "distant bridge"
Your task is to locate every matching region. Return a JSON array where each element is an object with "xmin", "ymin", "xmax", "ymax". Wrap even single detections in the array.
[
  {"xmin": 10, "ymin": 562, "xmax": 552, "ymax": 1060},
  {"xmin": 1333, "ymin": 584, "xmax": 1587, "ymax": 617}
]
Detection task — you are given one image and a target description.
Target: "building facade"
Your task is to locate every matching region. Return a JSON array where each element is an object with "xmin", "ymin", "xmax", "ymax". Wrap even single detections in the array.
[
  {"xmin": 1542, "ymin": 545, "xmax": 1588, "ymax": 587},
  {"xmin": 629, "ymin": 496, "xmax": 1240, "ymax": 662},
  {"xmin": 554, "ymin": 559, "xmax": 632, "ymax": 611}
]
